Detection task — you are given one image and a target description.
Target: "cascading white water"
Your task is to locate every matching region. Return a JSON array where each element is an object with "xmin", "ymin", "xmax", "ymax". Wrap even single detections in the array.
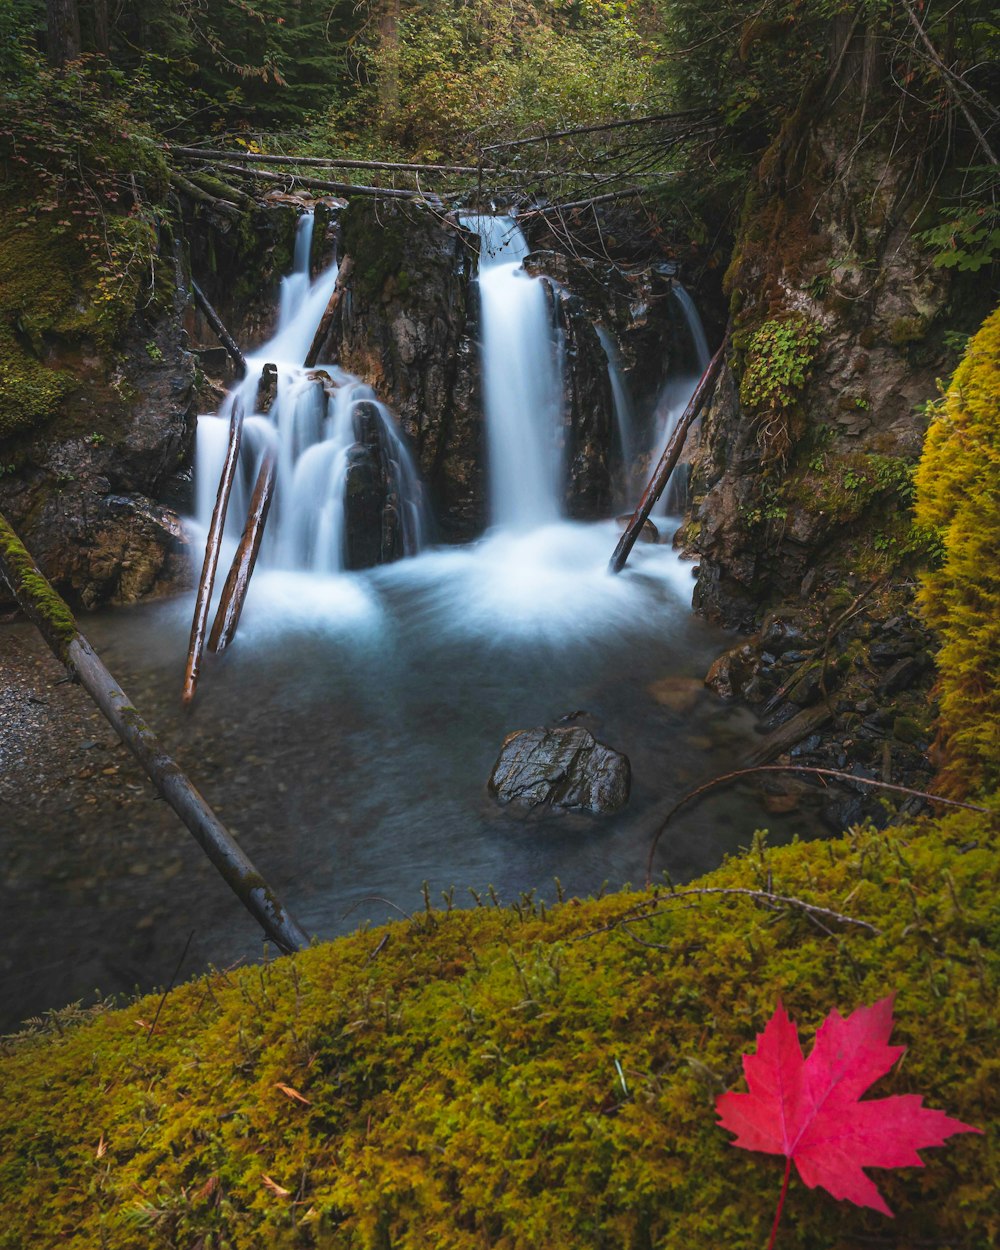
[
  {"xmin": 462, "ymin": 215, "xmax": 563, "ymax": 530},
  {"xmin": 596, "ymin": 324, "xmax": 638, "ymax": 494},
  {"xmin": 652, "ymin": 283, "xmax": 712, "ymax": 515},
  {"xmin": 672, "ymin": 284, "xmax": 711, "ymax": 373},
  {"xmin": 193, "ymin": 213, "xmax": 427, "ymax": 575}
]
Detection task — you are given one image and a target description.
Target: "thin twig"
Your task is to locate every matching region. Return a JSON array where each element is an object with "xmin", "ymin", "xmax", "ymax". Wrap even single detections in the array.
[
  {"xmin": 146, "ymin": 931, "xmax": 195, "ymax": 1044},
  {"xmin": 646, "ymin": 766, "xmax": 993, "ymax": 885}
]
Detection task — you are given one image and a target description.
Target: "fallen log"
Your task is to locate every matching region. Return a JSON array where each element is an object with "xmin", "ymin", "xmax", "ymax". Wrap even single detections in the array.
[
  {"xmin": 168, "ymin": 169, "xmax": 241, "ymax": 218},
  {"xmin": 208, "ymin": 447, "xmax": 276, "ymax": 655},
  {"xmin": 0, "ymin": 511, "xmax": 310, "ymax": 954},
  {"xmin": 213, "ymin": 161, "xmax": 442, "ymax": 204},
  {"xmin": 741, "ymin": 703, "xmax": 833, "ymax": 769},
  {"xmin": 184, "ymin": 168, "xmax": 256, "ymax": 208},
  {"xmin": 171, "ymin": 145, "xmax": 497, "ymax": 176},
  {"xmin": 304, "ymin": 256, "xmax": 354, "ymax": 367},
  {"xmin": 183, "ymin": 400, "xmax": 244, "ymax": 707},
  {"xmin": 191, "ymin": 280, "xmax": 247, "ymax": 377},
  {"xmin": 609, "ymin": 337, "xmax": 726, "ymax": 574}
]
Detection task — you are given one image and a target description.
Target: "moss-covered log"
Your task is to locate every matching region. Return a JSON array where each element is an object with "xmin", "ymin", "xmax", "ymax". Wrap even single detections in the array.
[{"xmin": 0, "ymin": 511, "xmax": 309, "ymax": 956}]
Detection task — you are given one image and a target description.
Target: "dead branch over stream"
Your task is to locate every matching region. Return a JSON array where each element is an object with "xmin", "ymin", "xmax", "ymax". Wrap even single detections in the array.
[
  {"xmin": 610, "ymin": 338, "xmax": 726, "ymax": 574},
  {"xmin": 0, "ymin": 512, "xmax": 310, "ymax": 954},
  {"xmin": 645, "ymin": 765, "xmax": 995, "ymax": 885}
]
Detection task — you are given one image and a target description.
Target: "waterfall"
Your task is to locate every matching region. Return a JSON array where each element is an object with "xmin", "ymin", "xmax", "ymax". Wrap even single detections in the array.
[
  {"xmin": 596, "ymin": 324, "xmax": 638, "ymax": 491},
  {"xmin": 192, "ymin": 212, "xmax": 427, "ymax": 575},
  {"xmin": 462, "ymin": 215, "xmax": 563, "ymax": 531},
  {"xmin": 672, "ymin": 284, "xmax": 711, "ymax": 372},
  {"xmin": 652, "ymin": 284, "xmax": 712, "ymax": 515}
]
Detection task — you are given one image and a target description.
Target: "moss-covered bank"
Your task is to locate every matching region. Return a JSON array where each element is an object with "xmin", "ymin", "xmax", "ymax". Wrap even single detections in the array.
[
  {"xmin": 916, "ymin": 307, "xmax": 1000, "ymax": 799},
  {"xmin": 0, "ymin": 808, "xmax": 996, "ymax": 1250}
]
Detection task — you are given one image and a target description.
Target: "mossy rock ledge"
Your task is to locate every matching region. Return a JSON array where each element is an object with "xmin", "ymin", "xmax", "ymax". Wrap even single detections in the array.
[{"xmin": 1, "ymin": 812, "xmax": 996, "ymax": 1249}]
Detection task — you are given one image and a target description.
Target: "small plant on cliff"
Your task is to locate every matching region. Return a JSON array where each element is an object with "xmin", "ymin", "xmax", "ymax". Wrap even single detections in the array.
[{"xmin": 739, "ymin": 314, "xmax": 820, "ymax": 463}]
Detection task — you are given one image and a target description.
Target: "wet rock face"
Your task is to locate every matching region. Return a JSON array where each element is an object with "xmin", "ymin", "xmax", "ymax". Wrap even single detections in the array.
[
  {"xmin": 549, "ymin": 282, "xmax": 614, "ymax": 519},
  {"xmin": 684, "ymin": 98, "xmax": 956, "ymax": 630},
  {"xmin": 343, "ymin": 401, "xmax": 406, "ymax": 571},
  {"xmin": 488, "ymin": 726, "xmax": 631, "ymax": 814},
  {"xmin": 317, "ymin": 201, "xmax": 486, "ymax": 541},
  {"xmin": 0, "ymin": 262, "xmax": 197, "ymax": 610}
]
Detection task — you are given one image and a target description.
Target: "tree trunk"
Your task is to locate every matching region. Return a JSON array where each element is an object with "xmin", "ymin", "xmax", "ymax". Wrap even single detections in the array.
[
  {"xmin": 46, "ymin": 0, "xmax": 82, "ymax": 66},
  {"xmin": 91, "ymin": 0, "xmax": 109, "ymax": 55},
  {"xmin": 378, "ymin": 0, "xmax": 402, "ymax": 124}
]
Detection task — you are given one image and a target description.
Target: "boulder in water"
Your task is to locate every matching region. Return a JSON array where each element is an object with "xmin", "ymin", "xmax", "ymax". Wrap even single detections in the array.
[{"xmin": 488, "ymin": 726, "xmax": 630, "ymax": 814}]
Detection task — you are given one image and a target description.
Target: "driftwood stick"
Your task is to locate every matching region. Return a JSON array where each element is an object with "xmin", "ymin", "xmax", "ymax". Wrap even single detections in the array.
[
  {"xmin": 191, "ymin": 280, "xmax": 247, "ymax": 377},
  {"xmin": 645, "ymin": 764, "xmax": 994, "ymax": 885},
  {"xmin": 213, "ymin": 161, "xmax": 441, "ymax": 203},
  {"xmin": 610, "ymin": 338, "xmax": 726, "ymax": 573},
  {"xmin": 304, "ymin": 256, "xmax": 354, "ymax": 367},
  {"xmin": 183, "ymin": 400, "xmax": 244, "ymax": 707},
  {"xmin": 208, "ymin": 447, "xmax": 276, "ymax": 655},
  {"xmin": 0, "ymin": 512, "xmax": 310, "ymax": 954}
]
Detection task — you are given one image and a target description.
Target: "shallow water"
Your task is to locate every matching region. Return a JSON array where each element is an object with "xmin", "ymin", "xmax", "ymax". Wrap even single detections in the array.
[{"xmin": 2, "ymin": 522, "xmax": 823, "ymax": 1030}]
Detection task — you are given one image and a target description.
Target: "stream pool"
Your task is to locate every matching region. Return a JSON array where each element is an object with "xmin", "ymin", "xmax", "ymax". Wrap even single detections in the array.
[{"xmin": 1, "ymin": 521, "xmax": 823, "ymax": 1031}]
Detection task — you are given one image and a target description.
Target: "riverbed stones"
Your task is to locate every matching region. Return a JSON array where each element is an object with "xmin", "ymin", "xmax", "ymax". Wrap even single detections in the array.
[{"xmin": 488, "ymin": 726, "xmax": 630, "ymax": 814}]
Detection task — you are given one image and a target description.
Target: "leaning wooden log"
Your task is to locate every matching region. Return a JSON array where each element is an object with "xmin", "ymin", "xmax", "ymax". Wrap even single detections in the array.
[
  {"xmin": 208, "ymin": 447, "xmax": 276, "ymax": 655},
  {"xmin": 0, "ymin": 511, "xmax": 310, "ymax": 955},
  {"xmin": 183, "ymin": 400, "xmax": 244, "ymax": 707},
  {"xmin": 191, "ymin": 280, "xmax": 247, "ymax": 377},
  {"xmin": 213, "ymin": 161, "xmax": 442, "ymax": 204},
  {"xmin": 609, "ymin": 338, "xmax": 726, "ymax": 574},
  {"xmin": 304, "ymin": 256, "xmax": 354, "ymax": 367}
]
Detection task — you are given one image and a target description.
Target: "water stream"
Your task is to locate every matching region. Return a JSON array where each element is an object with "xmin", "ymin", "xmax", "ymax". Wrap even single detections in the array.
[{"xmin": 1, "ymin": 217, "xmax": 821, "ymax": 1030}]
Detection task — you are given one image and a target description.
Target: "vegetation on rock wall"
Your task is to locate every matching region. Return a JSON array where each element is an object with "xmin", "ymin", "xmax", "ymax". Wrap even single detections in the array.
[
  {"xmin": 0, "ymin": 55, "xmax": 169, "ymax": 442},
  {"xmin": 915, "ymin": 307, "xmax": 1000, "ymax": 799}
]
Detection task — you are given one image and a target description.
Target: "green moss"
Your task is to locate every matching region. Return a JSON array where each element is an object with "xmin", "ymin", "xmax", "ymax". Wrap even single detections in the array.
[
  {"xmin": 893, "ymin": 715, "xmax": 924, "ymax": 744},
  {"xmin": 0, "ymin": 324, "xmax": 74, "ymax": 439},
  {"xmin": 342, "ymin": 201, "xmax": 410, "ymax": 302},
  {"xmin": 0, "ymin": 190, "xmax": 160, "ymax": 442},
  {"xmin": 0, "ymin": 810, "xmax": 996, "ymax": 1249},
  {"xmin": 889, "ymin": 315, "xmax": 931, "ymax": 347},
  {"xmin": 915, "ymin": 305, "xmax": 1000, "ymax": 797},
  {"xmin": 0, "ymin": 514, "xmax": 78, "ymax": 658}
]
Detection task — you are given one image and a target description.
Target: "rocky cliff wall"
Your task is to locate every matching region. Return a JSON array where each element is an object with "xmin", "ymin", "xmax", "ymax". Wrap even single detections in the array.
[{"xmin": 686, "ymin": 101, "xmax": 958, "ymax": 629}]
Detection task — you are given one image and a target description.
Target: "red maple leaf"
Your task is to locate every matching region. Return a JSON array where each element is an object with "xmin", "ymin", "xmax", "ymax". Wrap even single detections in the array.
[{"xmin": 716, "ymin": 996, "xmax": 981, "ymax": 1244}]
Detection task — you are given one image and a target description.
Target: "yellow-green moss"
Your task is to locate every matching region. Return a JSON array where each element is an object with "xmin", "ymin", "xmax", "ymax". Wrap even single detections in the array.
[
  {"xmin": 0, "ymin": 324, "xmax": 74, "ymax": 439},
  {"xmin": 0, "ymin": 513, "xmax": 78, "ymax": 658},
  {"xmin": 0, "ymin": 199, "xmax": 160, "ymax": 441},
  {"xmin": 0, "ymin": 811, "xmax": 996, "ymax": 1249},
  {"xmin": 915, "ymin": 305, "xmax": 1000, "ymax": 798}
]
